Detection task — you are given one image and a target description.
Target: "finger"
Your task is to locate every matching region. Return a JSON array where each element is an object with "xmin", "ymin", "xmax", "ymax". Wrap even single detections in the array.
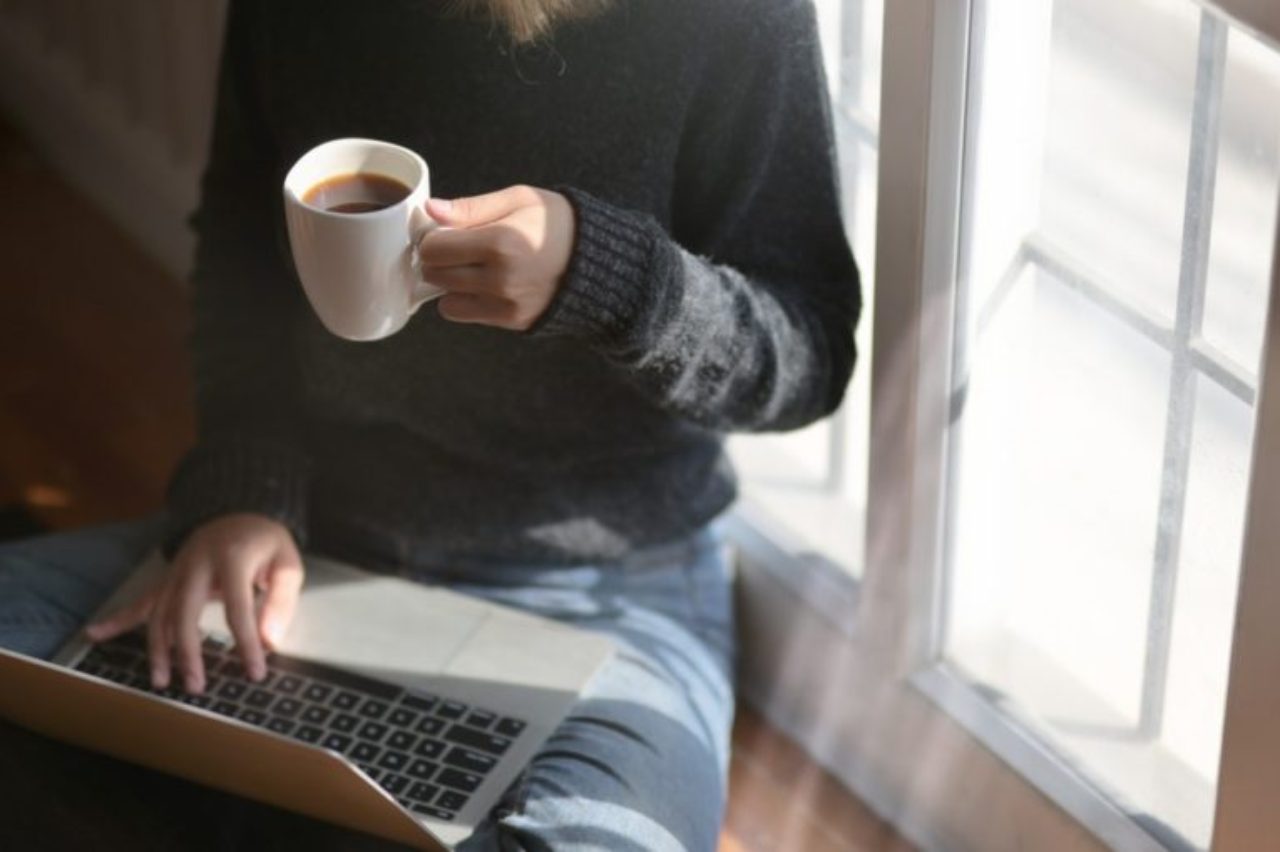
[
  {"xmin": 427, "ymin": 185, "xmax": 537, "ymax": 229},
  {"xmin": 221, "ymin": 560, "xmax": 267, "ymax": 681},
  {"xmin": 258, "ymin": 555, "xmax": 304, "ymax": 651},
  {"xmin": 418, "ymin": 225, "xmax": 501, "ymax": 268},
  {"xmin": 147, "ymin": 581, "xmax": 176, "ymax": 690},
  {"xmin": 172, "ymin": 561, "xmax": 213, "ymax": 693},
  {"xmin": 437, "ymin": 293, "xmax": 516, "ymax": 326},
  {"xmin": 85, "ymin": 590, "xmax": 156, "ymax": 642},
  {"xmin": 419, "ymin": 264, "xmax": 491, "ymax": 295}
]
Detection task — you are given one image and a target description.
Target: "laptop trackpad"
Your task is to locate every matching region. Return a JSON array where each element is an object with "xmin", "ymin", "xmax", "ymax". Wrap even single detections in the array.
[{"xmin": 199, "ymin": 558, "xmax": 490, "ymax": 674}]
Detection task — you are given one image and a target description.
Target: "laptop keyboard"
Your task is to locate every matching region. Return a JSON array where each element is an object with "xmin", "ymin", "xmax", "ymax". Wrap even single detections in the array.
[{"xmin": 73, "ymin": 632, "xmax": 530, "ymax": 822}]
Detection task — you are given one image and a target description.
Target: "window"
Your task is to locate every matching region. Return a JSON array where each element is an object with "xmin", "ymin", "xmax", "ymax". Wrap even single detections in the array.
[
  {"xmin": 941, "ymin": 1, "xmax": 1279, "ymax": 847},
  {"xmin": 734, "ymin": 0, "xmax": 1280, "ymax": 849}
]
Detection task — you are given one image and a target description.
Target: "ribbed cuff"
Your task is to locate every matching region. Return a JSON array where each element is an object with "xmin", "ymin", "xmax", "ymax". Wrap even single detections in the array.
[
  {"xmin": 529, "ymin": 187, "xmax": 658, "ymax": 346},
  {"xmin": 163, "ymin": 438, "xmax": 311, "ymax": 557}
]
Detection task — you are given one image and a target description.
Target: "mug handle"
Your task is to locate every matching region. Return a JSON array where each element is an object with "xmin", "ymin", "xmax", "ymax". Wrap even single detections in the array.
[{"xmin": 408, "ymin": 205, "xmax": 448, "ymax": 310}]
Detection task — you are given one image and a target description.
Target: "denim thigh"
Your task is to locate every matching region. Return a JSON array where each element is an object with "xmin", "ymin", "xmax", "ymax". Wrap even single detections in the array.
[
  {"xmin": 0, "ymin": 518, "xmax": 163, "ymax": 659},
  {"xmin": 429, "ymin": 529, "xmax": 738, "ymax": 852}
]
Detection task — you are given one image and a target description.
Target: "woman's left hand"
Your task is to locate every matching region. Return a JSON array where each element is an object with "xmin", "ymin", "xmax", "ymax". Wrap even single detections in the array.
[{"xmin": 419, "ymin": 185, "xmax": 576, "ymax": 331}]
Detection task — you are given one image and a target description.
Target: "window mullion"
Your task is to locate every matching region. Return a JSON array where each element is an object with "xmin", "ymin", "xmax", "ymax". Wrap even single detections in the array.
[{"xmin": 1140, "ymin": 9, "xmax": 1228, "ymax": 739}]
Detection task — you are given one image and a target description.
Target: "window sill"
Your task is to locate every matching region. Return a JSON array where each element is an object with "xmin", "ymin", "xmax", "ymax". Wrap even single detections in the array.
[{"xmin": 723, "ymin": 499, "xmax": 861, "ymax": 640}]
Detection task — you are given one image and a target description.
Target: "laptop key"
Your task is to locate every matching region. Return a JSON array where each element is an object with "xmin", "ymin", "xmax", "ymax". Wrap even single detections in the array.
[
  {"xmin": 463, "ymin": 711, "xmax": 496, "ymax": 730},
  {"xmin": 302, "ymin": 705, "xmax": 332, "ymax": 725},
  {"xmin": 332, "ymin": 690, "xmax": 360, "ymax": 711},
  {"xmin": 435, "ymin": 701, "xmax": 467, "ymax": 720},
  {"xmin": 437, "ymin": 791, "xmax": 469, "ymax": 812},
  {"xmin": 274, "ymin": 698, "xmax": 303, "ymax": 718},
  {"xmin": 386, "ymin": 731, "xmax": 416, "ymax": 752},
  {"xmin": 295, "ymin": 725, "xmax": 324, "ymax": 744},
  {"xmin": 245, "ymin": 689, "xmax": 274, "ymax": 710},
  {"xmin": 444, "ymin": 726, "xmax": 512, "ymax": 757},
  {"xmin": 444, "ymin": 747, "xmax": 497, "ymax": 775},
  {"xmin": 277, "ymin": 675, "xmax": 304, "ymax": 695},
  {"xmin": 267, "ymin": 718, "xmax": 297, "ymax": 736},
  {"xmin": 437, "ymin": 768, "xmax": 481, "ymax": 793},
  {"xmin": 416, "ymin": 717, "xmax": 445, "ymax": 737},
  {"xmin": 331, "ymin": 713, "xmax": 360, "ymax": 734},
  {"xmin": 359, "ymin": 721, "xmax": 389, "ymax": 742},
  {"xmin": 406, "ymin": 759, "xmax": 437, "ymax": 781},
  {"xmin": 303, "ymin": 683, "xmax": 332, "ymax": 703},
  {"xmin": 494, "ymin": 718, "xmax": 527, "ymax": 739},
  {"xmin": 388, "ymin": 707, "xmax": 418, "ymax": 728},
  {"xmin": 401, "ymin": 693, "xmax": 438, "ymax": 713},
  {"xmin": 407, "ymin": 782, "xmax": 440, "ymax": 804},
  {"xmin": 322, "ymin": 733, "xmax": 353, "ymax": 753},
  {"xmin": 213, "ymin": 700, "xmax": 238, "ymax": 716},
  {"xmin": 380, "ymin": 773, "xmax": 410, "ymax": 796},
  {"xmin": 238, "ymin": 709, "xmax": 267, "ymax": 726},
  {"xmin": 378, "ymin": 751, "xmax": 409, "ymax": 772},
  {"xmin": 359, "ymin": 699, "xmax": 389, "ymax": 720},
  {"xmin": 411, "ymin": 804, "xmax": 455, "ymax": 821},
  {"xmin": 415, "ymin": 739, "xmax": 446, "ymax": 760},
  {"xmin": 216, "ymin": 681, "xmax": 246, "ymax": 701},
  {"xmin": 351, "ymin": 742, "xmax": 381, "ymax": 763}
]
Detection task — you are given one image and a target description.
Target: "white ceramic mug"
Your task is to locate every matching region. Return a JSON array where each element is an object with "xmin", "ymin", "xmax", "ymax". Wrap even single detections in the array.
[{"xmin": 283, "ymin": 138, "xmax": 444, "ymax": 341}]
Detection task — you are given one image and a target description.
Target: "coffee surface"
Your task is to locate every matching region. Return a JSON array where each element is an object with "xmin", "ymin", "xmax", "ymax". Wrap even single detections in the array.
[{"xmin": 303, "ymin": 173, "xmax": 411, "ymax": 214}]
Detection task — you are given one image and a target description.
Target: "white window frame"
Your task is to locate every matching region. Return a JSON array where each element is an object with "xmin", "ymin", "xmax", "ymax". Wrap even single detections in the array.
[{"xmin": 730, "ymin": 1, "xmax": 1280, "ymax": 849}]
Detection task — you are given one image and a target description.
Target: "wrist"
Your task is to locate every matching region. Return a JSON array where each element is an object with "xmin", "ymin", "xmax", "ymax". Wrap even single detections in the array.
[{"xmin": 526, "ymin": 187, "xmax": 661, "ymax": 345}]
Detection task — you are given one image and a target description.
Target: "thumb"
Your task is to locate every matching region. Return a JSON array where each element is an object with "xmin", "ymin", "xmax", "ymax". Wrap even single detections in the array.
[
  {"xmin": 427, "ymin": 185, "xmax": 536, "ymax": 228},
  {"xmin": 258, "ymin": 555, "xmax": 303, "ymax": 650}
]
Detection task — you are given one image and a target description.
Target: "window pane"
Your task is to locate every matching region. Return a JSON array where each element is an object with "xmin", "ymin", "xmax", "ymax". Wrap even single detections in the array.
[
  {"xmin": 944, "ymin": 0, "xmax": 1280, "ymax": 847},
  {"xmin": 1202, "ymin": 29, "xmax": 1280, "ymax": 375},
  {"xmin": 728, "ymin": 0, "xmax": 881, "ymax": 578},
  {"xmin": 948, "ymin": 267, "xmax": 1171, "ymax": 723},
  {"xmin": 1037, "ymin": 0, "xmax": 1198, "ymax": 323}
]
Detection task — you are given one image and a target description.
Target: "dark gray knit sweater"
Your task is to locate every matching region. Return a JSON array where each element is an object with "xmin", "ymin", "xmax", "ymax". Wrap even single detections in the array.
[{"xmin": 167, "ymin": 0, "xmax": 861, "ymax": 565}]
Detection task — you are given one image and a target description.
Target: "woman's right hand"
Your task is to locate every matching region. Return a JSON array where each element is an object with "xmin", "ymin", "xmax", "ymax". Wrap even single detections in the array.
[{"xmin": 85, "ymin": 513, "xmax": 305, "ymax": 695}]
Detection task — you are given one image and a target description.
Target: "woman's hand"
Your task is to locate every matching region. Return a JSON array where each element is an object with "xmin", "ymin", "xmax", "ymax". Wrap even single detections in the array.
[
  {"xmin": 85, "ymin": 513, "xmax": 304, "ymax": 694},
  {"xmin": 419, "ymin": 185, "xmax": 576, "ymax": 331}
]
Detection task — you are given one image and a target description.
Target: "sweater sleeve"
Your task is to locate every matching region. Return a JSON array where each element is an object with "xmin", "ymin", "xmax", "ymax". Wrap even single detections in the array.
[
  {"xmin": 164, "ymin": 0, "xmax": 311, "ymax": 550},
  {"xmin": 531, "ymin": 0, "xmax": 861, "ymax": 433}
]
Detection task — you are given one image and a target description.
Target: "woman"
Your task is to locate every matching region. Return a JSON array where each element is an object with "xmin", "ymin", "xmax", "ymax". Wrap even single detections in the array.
[{"xmin": 0, "ymin": 0, "xmax": 860, "ymax": 848}]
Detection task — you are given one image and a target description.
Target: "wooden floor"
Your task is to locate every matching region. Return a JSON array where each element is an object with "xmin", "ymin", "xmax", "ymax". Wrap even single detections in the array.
[{"xmin": 0, "ymin": 122, "xmax": 914, "ymax": 852}]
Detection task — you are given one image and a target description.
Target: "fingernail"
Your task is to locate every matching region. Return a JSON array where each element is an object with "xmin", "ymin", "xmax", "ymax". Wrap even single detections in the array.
[
  {"xmin": 84, "ymin": 624, "xmax": 102, "ymax": 639},
  {"xmin": 185, "ymin": 674, "xmax": 203, "ymax": 694},
  {"xmin": 430, "ymin": 197, "xmax": 453, "ymax": 213},
  {"xmin": 152, "ymin": 669, "xmax": 168, "ymax": 690},
  {"xmin": 250, "ymin": 662, "xmax": 266, "ymax": 682}
]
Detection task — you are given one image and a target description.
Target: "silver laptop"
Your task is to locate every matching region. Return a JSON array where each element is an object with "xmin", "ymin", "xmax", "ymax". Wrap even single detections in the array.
[{"xmin": 0, "ymin": 551, "xmax": 615, "ymax": 850}]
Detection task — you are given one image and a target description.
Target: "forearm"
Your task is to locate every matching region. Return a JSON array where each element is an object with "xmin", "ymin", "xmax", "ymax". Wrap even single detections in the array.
[{"xmin": 532, "ymin": 188, "xmax": 860, "ymax": 432}]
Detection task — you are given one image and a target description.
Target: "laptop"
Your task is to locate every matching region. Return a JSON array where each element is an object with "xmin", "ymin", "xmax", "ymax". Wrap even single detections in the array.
[{"xmin": 0, "ymin": 551, "xmax": 615, "ymax": 850}]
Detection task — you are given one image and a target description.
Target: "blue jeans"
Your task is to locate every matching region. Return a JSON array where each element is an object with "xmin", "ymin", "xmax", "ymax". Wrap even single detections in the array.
[{"xmin": 0, "ymin": 519, "xmax": 737, "ymax": 852}]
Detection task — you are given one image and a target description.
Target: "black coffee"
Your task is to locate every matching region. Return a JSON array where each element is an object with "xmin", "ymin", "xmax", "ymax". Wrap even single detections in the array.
[{"xmin": 303, "ymin": 172, "xmax": 411, "ymax": 213}]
